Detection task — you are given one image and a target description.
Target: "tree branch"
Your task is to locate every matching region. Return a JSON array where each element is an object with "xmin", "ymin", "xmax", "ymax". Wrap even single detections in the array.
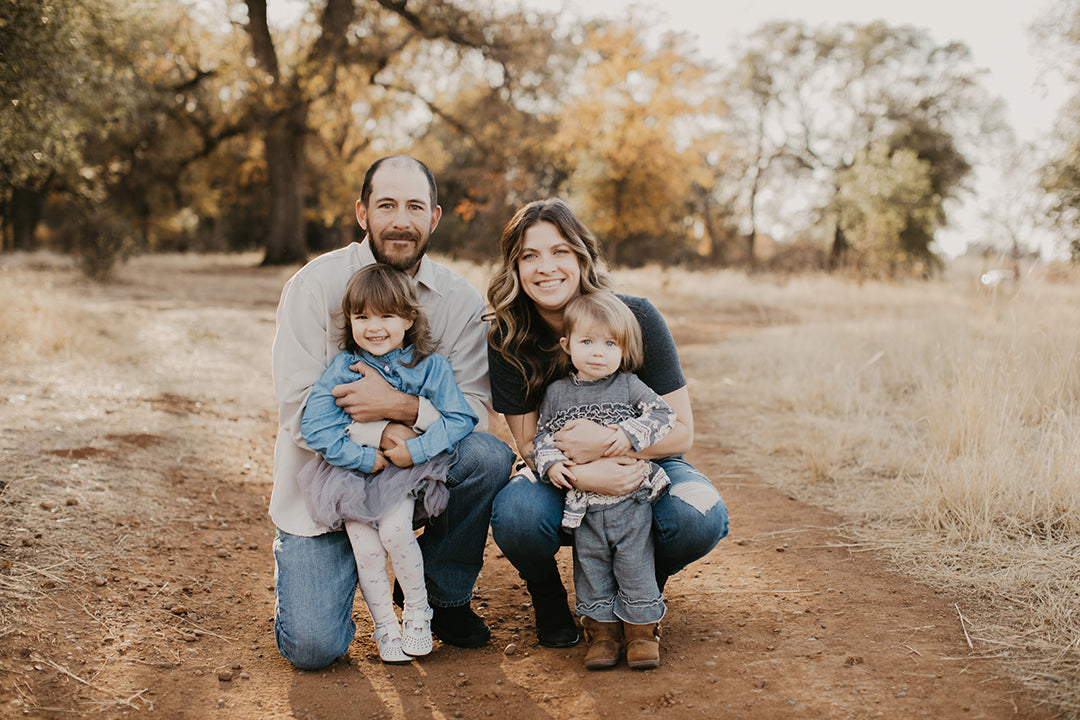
[{"xmin": 375, "ymin": 80, "xmax": 494, "ymax": 156}]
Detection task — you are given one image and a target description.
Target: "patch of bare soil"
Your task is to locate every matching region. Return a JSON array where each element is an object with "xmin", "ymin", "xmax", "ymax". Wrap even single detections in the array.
[{"xmin": 0, "ymin": 255, "xmax": 1051, "ymax": 719}]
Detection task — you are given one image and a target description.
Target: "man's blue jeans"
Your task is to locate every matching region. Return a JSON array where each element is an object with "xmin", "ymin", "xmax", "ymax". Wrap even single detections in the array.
[
  {"xmin": 274, "ymin": 432, "xmax": 513, "ymax": 670},
  {"xmin": 490, "ymin": 456, "xmax": 728, "ymax": 588}
]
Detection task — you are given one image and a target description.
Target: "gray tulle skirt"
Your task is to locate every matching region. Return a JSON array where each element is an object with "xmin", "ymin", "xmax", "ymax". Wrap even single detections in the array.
[{"xmin": 296, "ymin": 451, "xmax": 454, "ymax": 530}]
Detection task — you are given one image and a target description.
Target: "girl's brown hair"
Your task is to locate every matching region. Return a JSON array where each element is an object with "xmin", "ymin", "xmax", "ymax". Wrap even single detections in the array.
[
  {"xmin": 559, "ymin": 292, "xmax": 643, "ymax": 375},
  {"xmin": 485, "ymin": 199, "xmax": 615, "ymax": 405},
  {"xmin": 339, "ymin": 263, "xmax": 438, "ymax": 367}
]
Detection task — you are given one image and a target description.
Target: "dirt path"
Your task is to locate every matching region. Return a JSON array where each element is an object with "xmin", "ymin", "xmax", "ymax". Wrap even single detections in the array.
[{"xmin": 0, "ymin": 255, "xmax": 1049, "ymax": 719}]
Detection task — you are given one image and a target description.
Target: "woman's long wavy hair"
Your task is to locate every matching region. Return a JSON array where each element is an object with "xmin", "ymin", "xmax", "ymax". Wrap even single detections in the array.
[
  {"xmin": 485, "ymin": 199, "xmax": 615, "ymax": 405},
  {"xmin": 339, "ymin": 263, "xmax": 438, "ymax": 368}
]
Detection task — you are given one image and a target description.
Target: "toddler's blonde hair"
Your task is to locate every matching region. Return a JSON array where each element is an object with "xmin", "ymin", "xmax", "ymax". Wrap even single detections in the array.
[{"xmin": 560, "ymin": 292, "xmax": 643, "ymax": 374}]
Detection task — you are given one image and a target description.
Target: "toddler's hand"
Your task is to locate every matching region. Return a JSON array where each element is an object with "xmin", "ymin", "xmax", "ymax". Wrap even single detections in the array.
[
  {"xmin": 548, "ymin": 462, "xmax": 575, "ymax": 490},
  {"xmin": 370, "ymin": 451, "xmax": 389, "ymax": 473}
]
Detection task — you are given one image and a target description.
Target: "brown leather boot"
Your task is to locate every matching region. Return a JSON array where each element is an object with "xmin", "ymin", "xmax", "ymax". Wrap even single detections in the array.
[
  {"xmin": 623, "ymin": 622, "xmax": 660, "ymax": 669},
  {"xmin": 581, "ymin": 617, "xmax": 623, "ymax": 670}
]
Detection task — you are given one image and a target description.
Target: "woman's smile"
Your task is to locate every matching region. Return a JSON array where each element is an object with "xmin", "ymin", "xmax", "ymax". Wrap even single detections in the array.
[{"xmin": 517, "ymin": 221, "xmax": 581, "ymax": 313}]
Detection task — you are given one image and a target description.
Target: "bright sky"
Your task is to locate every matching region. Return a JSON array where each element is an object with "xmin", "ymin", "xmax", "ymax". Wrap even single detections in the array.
[
  {"xmin": 516, "ymin": 0, "xmax": 1072, "ymax": 256},
  {"xmin": 269, "ymin": 0, "xmax": 1069, "ymax": 142},
  {"xmin": 520, "ymin": 0, "xmax": 1068, "ymax": 144}
]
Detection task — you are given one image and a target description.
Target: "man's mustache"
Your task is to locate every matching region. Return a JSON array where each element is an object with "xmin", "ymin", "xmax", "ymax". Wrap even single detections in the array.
[{"xmin": 382, "ymin": 231, "xmax": 420, "ymax": 242}]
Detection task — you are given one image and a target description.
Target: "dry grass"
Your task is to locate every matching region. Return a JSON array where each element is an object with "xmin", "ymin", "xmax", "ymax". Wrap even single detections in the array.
[
  {"xmin": 614, "ymin": 262, "xmax": 1080, "ymax": 716},
  {"xmin": 0, "ymin": 251, "xmax": 283, "ymax": 632},
  {"xmin": 3, "ymin": 250, "xmax": 1079, "ymax": 715}
]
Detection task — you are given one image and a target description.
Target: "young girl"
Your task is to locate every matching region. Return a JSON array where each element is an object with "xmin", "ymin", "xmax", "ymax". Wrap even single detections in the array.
[
  {"xmin": 532, "ymin": 292, "xmax": 676, "ymax": 670},
  {"xmin": 298, "ymin": 263, "xmax": 478, "ymax": 663}
]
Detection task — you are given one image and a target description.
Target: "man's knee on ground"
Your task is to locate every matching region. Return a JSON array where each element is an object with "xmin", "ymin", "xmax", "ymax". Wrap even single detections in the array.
[{"xmin": 275, "ymin": 621, "xmax": 350, "ymax": 671}]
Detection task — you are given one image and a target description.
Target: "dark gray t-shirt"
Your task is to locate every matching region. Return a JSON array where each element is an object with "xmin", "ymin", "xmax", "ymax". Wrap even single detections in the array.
[{"xmin": 488, "ymin": 293, "xmax": 686, "ymax": 415}]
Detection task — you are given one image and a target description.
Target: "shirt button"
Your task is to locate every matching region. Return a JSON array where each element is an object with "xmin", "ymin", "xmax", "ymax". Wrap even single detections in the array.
[{"xmin": 384, "ymin": 365, "xmax": 391, "ymax": 372}]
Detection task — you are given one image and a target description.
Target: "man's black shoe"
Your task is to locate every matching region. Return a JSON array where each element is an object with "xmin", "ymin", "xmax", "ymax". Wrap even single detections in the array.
[
  {"xmin": 527, "ymin": 578, "xmax": 580, "ymax": 648},
  {"xmin": 431, "ymin": 604, "xmax": 491, "ymax": 648},
  {"xmin": 392, "ymin": 579, "xmax": 404, "ymax": 608}
]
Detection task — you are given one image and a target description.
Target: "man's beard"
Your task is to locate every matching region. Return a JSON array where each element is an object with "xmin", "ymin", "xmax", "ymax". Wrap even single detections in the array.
[{"xmin": 370, "ymin": 230, "xmax": 429, "ymax": 272}]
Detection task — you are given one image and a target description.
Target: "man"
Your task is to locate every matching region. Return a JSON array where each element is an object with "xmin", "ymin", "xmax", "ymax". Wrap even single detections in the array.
[{"xmin": 270, "ymin": 155, "xmax": 514, "ymax": 670}]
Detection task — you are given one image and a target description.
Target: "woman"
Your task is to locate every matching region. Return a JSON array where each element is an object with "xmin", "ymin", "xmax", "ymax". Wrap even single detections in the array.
[{"xmin": 486, "ymin": 198, "xmax": 729, "ymax": 650}]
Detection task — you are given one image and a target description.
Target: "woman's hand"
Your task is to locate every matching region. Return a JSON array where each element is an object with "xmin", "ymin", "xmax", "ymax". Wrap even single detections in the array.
[
  {"xmin": 602, "ymin": 426, "xmax": 632, "ymax": 457},
  {"xmin": 552, "ymin": 418, "xmax": 611, "ymax": 464},
  {"xmin": 566, "ymin": 456, "xmax": 647, "ymax": 496}
]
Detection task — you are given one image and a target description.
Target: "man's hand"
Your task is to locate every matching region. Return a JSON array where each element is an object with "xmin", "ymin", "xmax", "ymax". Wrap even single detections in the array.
[
  {"xmin": 547, "ymin": 461, "xmax": 575, "ymax": 490},
  {"xmin": 333, "ymin": 362, "xmax": 411, "ymax": 423},
  {"xmin": 380, "ymin": 423, "xmax": 418, "ymax": 468},
  {"xmin": 370, "ymin": 451, "xmax": 389, "ymax": 473},
  {"xmin": 553, "ymin": 418, "xmax": 611, "ymax": 464}
]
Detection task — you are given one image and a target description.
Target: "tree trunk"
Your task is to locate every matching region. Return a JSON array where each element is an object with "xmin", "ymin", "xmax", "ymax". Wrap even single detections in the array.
[
  {"xmin": 744, "ymin": 231, "xmax": 757, "ymax": 269},
  {"xmin": 246, "ymin": 0, "xmax": 357, "ymax": 266},
  {"xmin": 245, "ymin": 0, "xmax": 309, "ymax": 267},
  {"xmin": 745, "ymin": 166, "xmax": 759, "ymax": 269},
  {"xmin": 745, "ymin": 125, "xmax": 764, "ymax": 271},
  {"xmin": 699, "ymin": 192, "xmax": 726, "ymax": 265},
  {"xmin": 829, "ymin": 222, "xmax": 849, "ymax": 270},
  {"xmin": 260, "ymin": 105, "xmax": 309, "ymax": 266},
  {"xmin": 9, "ymin": 186, "xmax": 46, "ymax": 251}
]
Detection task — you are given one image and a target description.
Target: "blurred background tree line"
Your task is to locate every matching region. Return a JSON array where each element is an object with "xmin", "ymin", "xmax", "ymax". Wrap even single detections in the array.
[{"xmin": 2, "ymin": 0, "xmax": 1079, "ymax": 278}]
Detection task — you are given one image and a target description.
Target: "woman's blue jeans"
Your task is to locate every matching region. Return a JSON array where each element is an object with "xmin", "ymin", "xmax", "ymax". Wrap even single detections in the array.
[
  {"xmin": 490, "ymin": 456, "xmax": 728, "ymax": 588},
  {"xmin": 273, "ymin": 432, "xmax": 513, "ymax": 670}
]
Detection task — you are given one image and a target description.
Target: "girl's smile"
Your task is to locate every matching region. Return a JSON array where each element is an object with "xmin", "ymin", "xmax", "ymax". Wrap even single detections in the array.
[{"xmin": 351, "ymin": 310, "xmax": 414, "ymax": 356}]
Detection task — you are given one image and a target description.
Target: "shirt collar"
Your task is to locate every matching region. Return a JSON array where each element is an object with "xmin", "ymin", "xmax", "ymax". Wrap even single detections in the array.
[
  {"xmin": 358, "ymin": 346, "xmax": 412, "ymax": 366},
  {"xmin": 358, "ymin": 240, "xmax": 441, "ymax": 296},
  {"xmin": 570, "ymin": 371, "xmax": 617, "ymax": 386}
]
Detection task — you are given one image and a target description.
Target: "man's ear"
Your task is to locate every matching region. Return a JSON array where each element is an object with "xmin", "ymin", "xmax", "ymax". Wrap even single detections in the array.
[
  {"xmin": 355, "ymin": 198, "xmax": 368, "ymax": 232},
  {"xmin": 429, "ymin": 204, "xmax": 443, "ymax": 234}
]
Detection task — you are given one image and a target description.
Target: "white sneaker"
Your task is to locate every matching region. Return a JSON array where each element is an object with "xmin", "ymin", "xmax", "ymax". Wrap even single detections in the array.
[
  {"xmin": 401, "ymin": 605, "xmax": 433, "ymax": 657},
  {"xmin": 373, "ymin": 623, "xmax": 412, "ymax": 663}
]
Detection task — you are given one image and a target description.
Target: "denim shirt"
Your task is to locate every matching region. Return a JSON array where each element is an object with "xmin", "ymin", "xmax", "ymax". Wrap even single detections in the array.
[{"xmin": 301, "ymin": 346, "xmax": 478, "ymax": 474}]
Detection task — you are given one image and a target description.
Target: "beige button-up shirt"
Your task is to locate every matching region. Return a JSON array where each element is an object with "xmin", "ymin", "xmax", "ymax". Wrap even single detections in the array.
[{"xmin": 269, "ymin": 241, "xmax": 492, "ymax": 536}]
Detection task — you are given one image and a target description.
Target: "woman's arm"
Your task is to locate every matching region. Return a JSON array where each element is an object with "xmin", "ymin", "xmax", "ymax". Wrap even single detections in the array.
[
  {"xmin": 503, "ymin": 412, "xmax": 539, "ymax": 468},
  {"xmin": 635, "ymin": 385, "xmax": 693, "ymax": 458},
  {"xmin": 554, "ymin": 386, "xmax": 694, "ymax": 462}
]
